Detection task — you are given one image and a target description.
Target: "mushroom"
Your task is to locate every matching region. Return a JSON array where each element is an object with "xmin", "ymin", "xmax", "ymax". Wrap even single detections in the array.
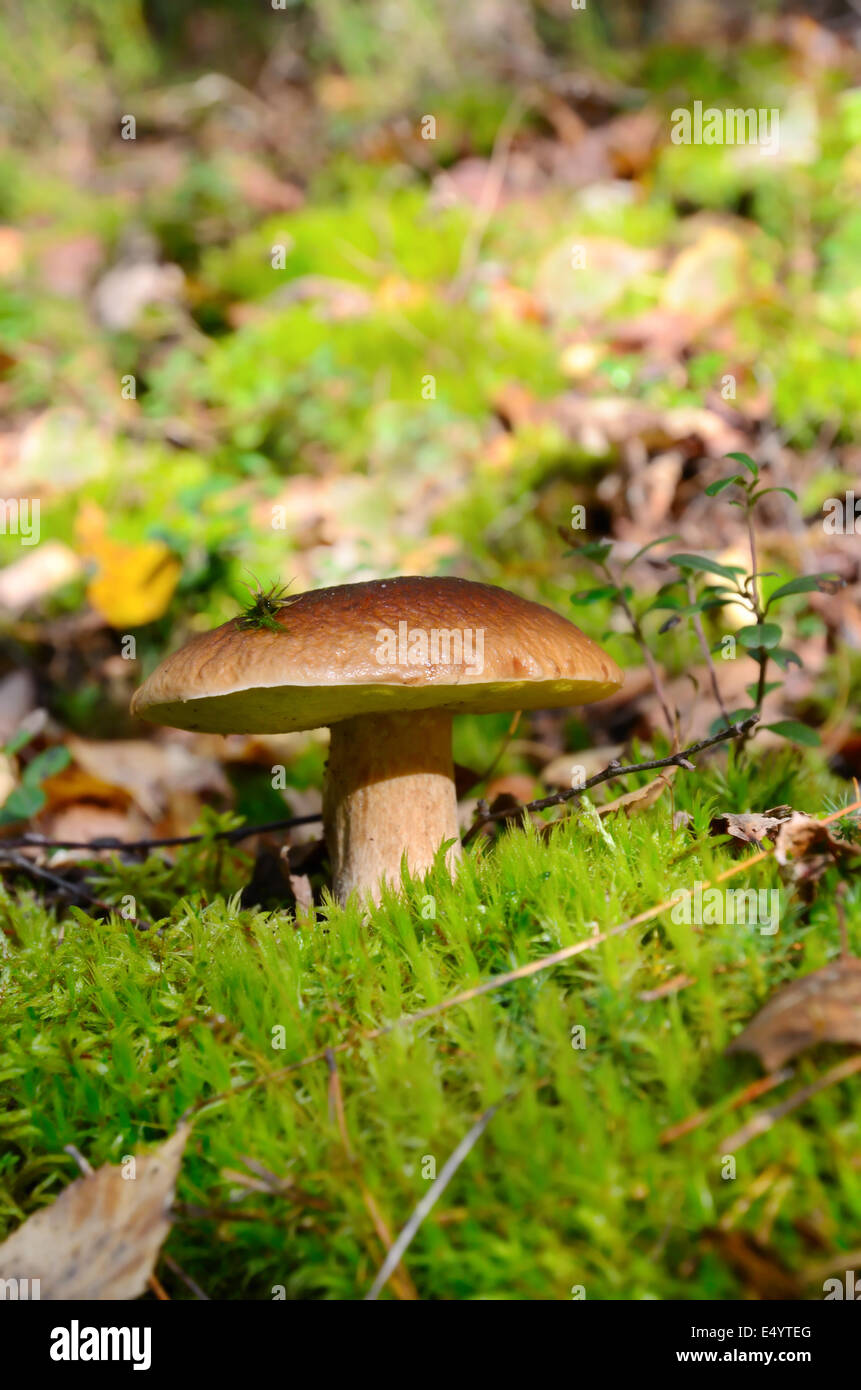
[{"xmin": 131, "ymin": 576, "xmax": 622, "ymax": 904}]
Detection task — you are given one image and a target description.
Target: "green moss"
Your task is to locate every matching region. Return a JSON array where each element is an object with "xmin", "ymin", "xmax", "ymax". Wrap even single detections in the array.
[{"xmin": 1, "ymin": 762, "xmax": 858, "ymax": 1300}]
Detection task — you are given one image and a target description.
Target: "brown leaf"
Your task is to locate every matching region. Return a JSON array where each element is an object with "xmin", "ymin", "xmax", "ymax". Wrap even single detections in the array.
[
  {"xmin": 92, "ymin": 260, "xmax": 184, "ymax": 332},
  {"xmin": 710, "ymin": 806, "xmax": 795, "ymax": 848},
  {"xmin": 774, "ymin": 812, "xmax": 861, "ymax": 865},
  {"xmin": 67, "ymin": 736, "xmax": 231, "ymax": 821},
  {"xmin": 773, "ymin": 812, "xmax": 861, "ymax": 899},
  {"xmin": 548, "ymin": 395, "xmax": 746, "ymax": 459},
  {"xmin": 726, "ymin": 958, "xmax": 861, "ymax": 1069},
  {"xmin": 540, "ymin": 744, "xmax": 625, "ymax": 791},
  {"xmin": 598, "ymin": 767, "xmax": 677, "ymax": 818},
  {"xmin": 535, "ymin": 237, "xmax": 659, "ymax": 322},
  {"xmin": 0, "ymin": 1127, "xmax": 188, "ymax": 1300}
]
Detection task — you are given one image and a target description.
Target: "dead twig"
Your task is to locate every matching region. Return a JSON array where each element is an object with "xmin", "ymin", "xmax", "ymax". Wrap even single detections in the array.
[
  {"xmin": 720, "ymin": 1054, "xmax": 861, "ymax": 1152},
  {"xmin": 0, "ymin": 813, "xmax": 321, "ymax": 855},
  {"xmin": 0, "ymin": 851, "xmax": 152, "ymax": 930},
  {"xmin": 462, "ymin": 715, "xmax": 758, "ymax": 847},
  {"xmin": 450, "ymin": 97, "xmax": 529, "ymax": 298},
  {"xmin": 659, "ymin": 1067, "xmax": 795, "ymax": 1145}
]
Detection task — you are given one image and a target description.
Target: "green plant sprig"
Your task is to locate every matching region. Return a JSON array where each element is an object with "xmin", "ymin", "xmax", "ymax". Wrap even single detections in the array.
[
  {"xmin": 567, "ymin": 453, "xmax": 842, "ymax": 751},
  {"xmin": 234, "ymin": 577, "xmax": 299, "ymax": 634},
  {"xmin": 664, "ymin": 453, "xmax": 841, "ymax": 746}
]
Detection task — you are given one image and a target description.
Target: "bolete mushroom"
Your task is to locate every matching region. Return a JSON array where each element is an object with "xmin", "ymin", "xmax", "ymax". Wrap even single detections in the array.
[{"xmin": 131, "ymin": 576, "xmax": 622, "ymax": 904}]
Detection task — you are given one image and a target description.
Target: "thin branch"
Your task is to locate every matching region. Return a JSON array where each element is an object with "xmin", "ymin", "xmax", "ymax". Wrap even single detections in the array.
[
  {"xmin": 0, "ymin": 813, "xmax": 321, "ymax": 855},
  {"xmin": 746, "ymin": 509, "xmax": 762, "ymax": 621},
  {"xmin": 461, "ymin": 714, "xmax": 758, "ymax": 847},
  {"xmin": 474, "ymin": 709, "xmax": 522, "ymax": 789},
  {"xmin": 450, "ymin": 96, "xmax": 528, "ymax": 297},
  {"xmin": 364, "ymin": 1101, "xmax": 500, "ymax": 1301},
  {"xmin": 743, "ymin": 503, "xmax": 769, "ymax": 747},
  {"xmin": 0, "ymin": 850, "xmax": 152, "ymax": 930},
  {"xmin": 161, "ymin": 1253, "xmax": 210, "ymax": 1301}
]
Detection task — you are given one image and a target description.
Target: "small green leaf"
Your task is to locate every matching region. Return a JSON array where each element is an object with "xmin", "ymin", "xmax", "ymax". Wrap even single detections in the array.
[
  {"xmin": 570, "ymin": 586, "xmax": 618, "ymax": 605},
  {"xmin": 571, "ymin": 541, "xmax": 613, "ymax": 563},
  {"xmin": 4, "ymin": 727, "xmax": 37, "ymax": 757},
  {"xmin": 737, "ymin": 623, "xmax": 782, "ymax": 650},
  {"xmin": 720, "ymin": 707, "xmax": 759, "ymax": 726},
  {"xmin": 769, "ymin": 648, "xmax": 803, "ymax": 671},
  {"xmin": 765, "ymin": 573, "xmax": 842, "ymax": 607},
  {"xmin": 725, "ymin": 451, "xmax": 759, "ymax": 478},
  {"xmin": 745, "ymin": 682, "xmax": 782, "ymax": 701},
  {"xmin": 0, "ymin": 783, "xmax": 47, "ymax": 825},
  {"xmin": 622, "ymin": 534, "xmax": 682, "ymax": 569},
  {"xmin": 667, "ymin": 553, "xmax": 743, "ymax": 581},
  {"xmin": 752, "ymin": 486, "xmax": 797, "ymax": 503},
  {"xmin": 705, "ymin": 475, "xmax": 744, "ymax": 496},
  {"xmin": 22, "ymin": 746, "xmax": 71, "ymax": 785},
  {"xmin": 765, "ymin": 721, "xmax": 820, "ymax": 748}
]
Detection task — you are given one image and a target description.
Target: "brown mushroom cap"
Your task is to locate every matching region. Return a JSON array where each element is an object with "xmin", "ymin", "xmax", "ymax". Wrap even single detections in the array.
[{"xmin": 131, "ymin": 576, "xmax": 622, "ymax": 734}]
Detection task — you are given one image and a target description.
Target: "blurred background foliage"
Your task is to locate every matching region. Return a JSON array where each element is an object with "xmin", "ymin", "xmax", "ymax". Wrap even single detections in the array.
[{"xmin": 0, "ymin": 0, "xmax": 859, "ymax": 779}]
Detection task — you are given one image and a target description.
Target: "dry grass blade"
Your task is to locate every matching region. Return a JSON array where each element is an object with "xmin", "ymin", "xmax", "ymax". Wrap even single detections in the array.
[
  {"xmin": 659, "ymin": 1067, "xmax": 794, "ymax": 1145},
  {"xmin": 365, "ymin": 1102, "xmax": 500, "ymax": 1301},
  {"xmin": 325, "ymin": 1050, "xmax": 418, "ymax": 1301},
  {"xmin": 720, "ymin": 1054, "xmax": 861, "ymax": 1152}
]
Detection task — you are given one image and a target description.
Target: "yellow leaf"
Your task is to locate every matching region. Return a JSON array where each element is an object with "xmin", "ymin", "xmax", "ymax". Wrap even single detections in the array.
[{"xmin": 76, "ymin": 501, "xmax": 181, "ymax": 627}]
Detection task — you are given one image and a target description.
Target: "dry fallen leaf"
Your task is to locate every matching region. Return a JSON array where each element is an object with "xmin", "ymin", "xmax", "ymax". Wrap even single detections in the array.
[
  {"xmin": 0, "ymin": 1126, "xmax": 188, "ymax": 1300},
  {"xmin": 540, "ymin": 744, "xmax": 625, "ymax": 791},
  {"xmin": 726, "ymin": 958, "xmax": 861, "ymax": 1069},
  {"xmin": 709, "ymin": 806, "xmax": 795, "ymax": 848},
  {"xmin": 66, "ymin": 736, "xmax": 231, "ymax": 821},
  {"xmin": 773, "ymin": 811, "xmax": 861, "ymax": 899},
  {"xmin": 598, "ymin": 767, "xmax": 677, "ymax": 818},
  {"xmin": 92, "ymin": 259, "xmax": 184, "ymax": 331},
  {"xmin": 535, "ymin": 237, "xmax": 659, "ymax": 322}
]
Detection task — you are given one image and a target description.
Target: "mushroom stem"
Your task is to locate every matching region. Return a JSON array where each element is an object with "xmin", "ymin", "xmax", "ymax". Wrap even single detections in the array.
[{"xmin": 323, "ymin": 709, "xmax": 461, "ymax": 905}]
